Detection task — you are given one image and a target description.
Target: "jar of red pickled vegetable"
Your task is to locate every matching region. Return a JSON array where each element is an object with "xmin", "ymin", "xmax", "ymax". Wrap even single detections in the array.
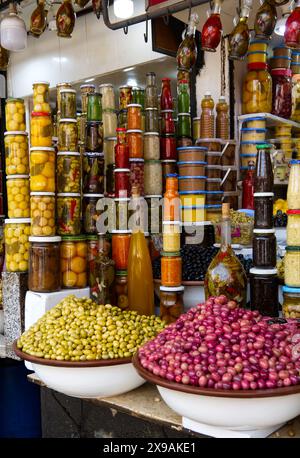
[
  {"xmin": 129, "ymin": 159, "xmax": 144, "ymax": 196},
  {"xmin": 160, "ymin": 135, "xmax": 177, "ymax": 160},
  {"xmin": 112, "ymin": 230, "xmax": 131, "ymax": 270},
  {"xmin": 271, "ymin": 68, "xmax": 292, "ymax": 119},
  {"xmin": 160, "ymin": 78, "xmax": 173, "ymax": 110},
  {"xmin": 161, "ymin": 110, "xmax": 175, "ymax": 135},
  {"xmin": 114, "ymin": 168, "xmax": 130, "ymax": 198}
]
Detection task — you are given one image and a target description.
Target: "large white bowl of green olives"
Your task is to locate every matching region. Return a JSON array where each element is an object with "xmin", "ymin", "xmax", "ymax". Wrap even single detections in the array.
[{"xmin": 15, "ymin": 295, "xmax": 165, "ymax": 399}]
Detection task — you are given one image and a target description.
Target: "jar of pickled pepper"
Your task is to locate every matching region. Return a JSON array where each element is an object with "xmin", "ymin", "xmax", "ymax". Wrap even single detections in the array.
[
  {"xmin": 119, "ymin": 85, "xmax": 132, "ymax": 109},
  {"xmin": 82, "ymin": 194, "xmax": 104, "ymax": 234},
  {"xmin": 115, "ymin": 270, "xmax": 129, "ymax": 310},
  {"xmin": 127, "ymin": 104, "xmax": 142, "ymax": 130},
  {"xmin": 80, "ymin": 84, "xmax": 95, "ymax": 113},
  {"xmin": 56, "ymin": 82, "xmax": 72, "ymax": 113},
  {"xmin": 87, "ymin": 92, "xmax": 102, "ymax": 122},
  {"xmin": 86, "ymin": 121, "xmax": 103, "ymax": 152},
  {"xmin": 112, "ymin": 230, "xmax": 131, "ymax": 270},
  {"xmin": 161, "ymin": 252, "xmax": 182, "ymax": 287},
  {"xmin": 82, "ymin": 152, "xmax": 105, "ymax": 194},
  {"xmin": 57, "ymin": 152, "xmax": 81, "ymax": 193},
  {"xmin": 60, "ymin": 89, "xmax": 77, "ymax": 119},
  {"xmin": 58, "ymin": 119, "xmax": 78, "ymax": 152},
  {"xmin": 57, "ymin": 193, "xmax": 81, "ymax": 235},
  {"xmin": 60, "ymin": 235, "xmax": 88, "ymax": 288},
  {"xmin": 28, "ymin": 236, "xmax": 61, "ymax": 292}
]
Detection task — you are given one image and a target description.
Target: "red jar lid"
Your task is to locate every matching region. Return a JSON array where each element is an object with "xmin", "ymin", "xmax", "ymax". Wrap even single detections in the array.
[
  {"xmin": 31, "ymin": 111, "xmax": 51, "ymax": 117},
  {"xmin": 247, "ymin": 62, "xmax": 268, "ymax": 71},
  {"xmin": 287, "ymin": 209, "xmax": 300, "ymax": 215},
  {"xmin": 179, "ymin": 79, "xmax": 188, "ymax": 84},
  {"xmin": 162, "ymin": 77, "xmax": 171, "ymax": 82},
  {"xmin": 116, "ymin": 127, "xmax": 126, "ymax": 132},
  {"xmin": 271, "ymin": 68, "xmax": 292, "ymax": 76}
]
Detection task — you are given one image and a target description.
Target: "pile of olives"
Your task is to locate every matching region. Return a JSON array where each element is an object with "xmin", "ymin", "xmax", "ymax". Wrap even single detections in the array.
[{"xmin": 17, "ymin": 295, "xmax": 165, "ymax": 361}]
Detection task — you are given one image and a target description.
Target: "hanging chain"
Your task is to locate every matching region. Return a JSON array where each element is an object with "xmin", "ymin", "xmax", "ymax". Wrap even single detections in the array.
[{"xmin": 220, "ymin": 36, "xmax": 226, "ymax": 96}]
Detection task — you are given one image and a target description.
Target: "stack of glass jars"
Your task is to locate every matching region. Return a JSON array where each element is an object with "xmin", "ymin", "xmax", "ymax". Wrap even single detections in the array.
[
  {"xmin": 118, "ymin": 85, "xmax": 132, "ymax": 128},
  {"xmin": 79, "ymin": 83, "xmax": 95, "ymax": 154},
  {"xmin": 250, "ymin": 144, "xmax": 278, "ymax": 317},
  {"xmin": 177, "ymin": 79, "xmax": 192, "ymax": 145},
  {"xmin": 160, "ymin": 77, "xmax": 175, "ymax": 194},
  {"xmin": 4, "ymin": 97, "xmax": 31, "ymax": 273},
  {"xmin": 127, "ymin": 102, "xmax": 144, "ymax": 196}
]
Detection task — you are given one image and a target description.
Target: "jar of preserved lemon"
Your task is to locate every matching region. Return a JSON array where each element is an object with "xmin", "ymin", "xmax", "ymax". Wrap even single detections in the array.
[
  {"xmin": 4, "ymin": 218, "xmax": 31, "ymax": 272},
  {"xmin": 58, "ymin": 119, "xmax": 78, "ymax": 152},
  {"xmin": 5, "ymin": 98, "xmax": 26, "ymax": 131},
  {"xmin": 6, "ymin": 175, "xmax": 30, "ymax": 218},
  {"xmin": 60, "ymin": 235, "xmax": 88, "ymax": 288},
  {"xmin": 30, "ymin": 192, "xmax": 56, "ymax": 236},
  {"xmin": 30, "ymin": 112, "xmax": 53, "ymax": 147},
  {"xmin": 242, "ymin": 63, "xmax": 272, "ymax": 114},
  {"xmin": 30, "ymin": 147, "xmax": 55, "ymax": 192},
  {"xmin": 4, "ymin": 131, "xmax": 29, "ymax": 175},
  {"xmin": 32, "ymin": 81, "xmax": 50, "ymax": 113}
]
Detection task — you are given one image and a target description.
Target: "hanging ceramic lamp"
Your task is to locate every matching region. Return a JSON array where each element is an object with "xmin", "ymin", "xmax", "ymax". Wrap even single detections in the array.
[{"xmin": 0, "ymin": 2, "xmax": 27, "ymax": 52}]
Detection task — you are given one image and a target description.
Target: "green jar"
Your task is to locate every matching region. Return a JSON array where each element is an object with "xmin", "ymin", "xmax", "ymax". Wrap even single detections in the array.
[
  {"xmin": 87, "ymin": 92, "xmax": 102, "ymax": 122},
  {"xmin": 177, "ymin": 113, "xmax": 191, "ymax": 138}
]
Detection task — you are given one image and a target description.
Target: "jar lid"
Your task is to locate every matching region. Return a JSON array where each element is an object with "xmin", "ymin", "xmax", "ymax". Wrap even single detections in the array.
[
  {"xmin": 271, "ymin": 69, "xmax": 292, "ymax": 76},
  {"xmin": 270, "ymin": 56, "xmax": 292, "ymax": 60},
  {"xmin": 179, "ymin": 191, "xmax": 206, "ymax": 195},
  {"xmin": 31, "ymin": 111, "xmax": 51, "ymax": 117},
  {"xmin": 253, "ymin": 228, "xmax": 275, "ymax": 234},
  {"xmin": 61, "ymin": 235, "xmax": 87, "ymax": 241},
  {"xmin": 80, "ymin": 83, "xmax": 96, "ymax": 89},
  {"xmin": 193, "ymin": 117, "xmax": 200, "ymax": 121},
  {"xmin": 205, "ymin": 191, "xmax": 224, "ymax": 195},
  {"xmin": 253, "ymin": 192, "xmax": 274, "ymax": 197},
  {"xmin": 30, "ymin": 192, "xmax": 55, "ymax": 196},
  {"xmin": 160, "ymin": 251, "xmax": 181, "ymax": 257},
  {"xmin": 204, "ymin": 204, "xmax": 222, "ymax": 209},
  {"xmin": 83, "ymin": 152, "xmax": 104, "ymax": 156},
  {"xmin": 287, "ymin": 209, "xmax": 300, "ymax": 215},
  {"xmin": 206, "ymin": 152, "xmax": 222, "ymax": 156},
  {"xmin": 241, "ymin": 128, "xmax": 267, "ymax": 132},
  {"xmin": 86, "ymin": 235, "xmax": 98, "ymax": 241},
  {"xmin": 116, "ymin": 127, "xmax": 127, "ymax": 132},
  {"xmin": 206, "ymin": 178, "xmax": 222, "ymax": 182},
  {"xmin": 240, "ymin": 153, "xmax": 257, "ymax": 157},
  {"xmin": 177, "ymin": 113, "xmax": 191, "ymax": 117},
  {"xmin": 286, "ymin": 246, "xmax": 300, "ymax": 251},
  {"xmin": 241, "ymin": 141, "xmax": 268, "ymax": 145},
  {"xmin": 145, "ymin": 160, "xmax": 161, "ymax": 164},
  {"xmin": 111, "ymin": 229, "xmax": 132, "ymax": 234},
  {"xmin": 196, "ymin": 138, "xmax": 222, "ymax": 143},
  {"xmin": 145, "ymin": 107, "xmax": 158, "ymax": 111},
  {"xmin": 160, "ymin": 110, "xmax": 174, "ymax": 114},
  {"xmin": 30, "ymin": 146, "xmax": 55, "ymax": 152},
  {"xmin": 29, "ymin": 236, "xmax": 62, "ymax": 243},
  {"xmin": 161, "ymin": 160, "xmax": 177, "ymax": 163},
  {"xmin": 83, "ymin": 194, "xmax": 104, "ymax": 198},
  {"xmin": 177, "ymin": 146, "xmax": 207, "ymax": 151},
  {"xmin": 57, "ymin": 82, "xmax": 72, "ymax": 87},
  {"xmin": 59, "ymin": 118, "xmax": 77, "ymax": 123},
  {"xmin": 127, "ymin": 129, "xmax": 143, "ymax": 134},
  {"xmin": 60, "ymin": 88, "xmax": 76, "ymax": 94},
  {"xmin": 116, "ymin": 270, "xmax": 128, "ymax": 276},
  {"xmin": 129, "ymin": 158, "xmax": 144, "ymax": 163},
  {"xmin": 256, "ymin": 143, "xmax": 273, "ymax": 149},
  {"xmin": 178, "ymin": 161, "xmax": 207, "ymax": 165},
  {"xmin": 289, "ymin": 159, "xmax": 300, "ymax": 165},
  {"xmin": 4, "ymin": 131, "xmax": 28, "ymax": 136},
  {"xmin": 144, "ymin": 195, "xmax": 162, "ymax": 198},
  {"xmin": 114, "ymin": 197, "xmax": 130, "ymax": 202},
  {"xmin": 250, "ymin": 267, "xmax": 277, "ymax": 275},
  {"xmin": 105, "ymin": 136, "xmax": 117, "ymax": 141},
  {"xmin": 162, "ymin": 221, "xmax": 181, "ymax": 225},
  {"xmin": 247, "ymin": 63, "xmax": 268, "ymax": 70},
  {"xmin": 282, "ymin": 285, "xmax": 300, "ymax": 294},
  {"xmin": 243, "ymin": 116, "xmax": 266, "ymax": 121},
  {"xmin": 181, "ymin": 205, "xmax": 206, "ymax": 209},
  {"xmin": 114, "ymin": 168, "xmax": 130, "ymax": 172},
  {"xmin": 160, "ymin": 286, "xmax": 185, "ymax": 292},
  {"xmin": 143, "ymin": 132, "xmax": 159, "ymax": 136},
  {"xmin": 99, "ymin": 83, "xmax": 113, "ymax": 88},
  {"xmin": 205, "ymin": 165, "xmax": 222, "ymax": 169},
  {"xmin": 119, "ymin": 84, "xmax": 132, "ymax": 88},
  {"xmin": 57, "ymin": 193, "xmax": 81, "ymax": 197},
  {"xmin": 178, "ymin": 176, "xmax": 206, "ymax": 179},
  {"xmin": 87, "ymin": 92, "xmax": 101, "ymax": 97},
  {"xmin": 127, "ymin": 104, "xmax": 142, "ymax": 108},
  {"xmin": 6, "ymin": 174, "xmax": 29, "ymax": 179},
  {"xmin": 6, "ymin": 97, "xmax": 24, "ymax": 103},
  {"xmin": 33, "ymin": 81, "xmax": 50, "ymax": 85},
  {"xmin": 5, "ymin": 218, "xmax": 31, "ymax": 224}
]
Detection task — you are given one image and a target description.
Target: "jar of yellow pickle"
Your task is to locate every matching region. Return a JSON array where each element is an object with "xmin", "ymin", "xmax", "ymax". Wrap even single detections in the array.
[
  {"xmin": 30, "ymin": 192, "xmax": 56, "ymax": 236},
  {"xmin": 6, "ymin": 175, "xmax": 30, "ymax": 218},
  {"xmin": 30, "ymin": 147, "xmax": 55, "ymax": 192},
  {"xmin": 5, "ymin": 98, "xmax": 26, "ymax": 131},
  {"xmin": 4, "ymin": 218, "xmax": 31, "ymax": 272},
  {"xmin": 32, "ymin": 81, "xmax": 50, "ymax": 113},
  {"xmin": 58, "ymin": 119, "xmax": 78, "ymax": 152},
  {"xmin": 4, "ymin": 131, "xmax": 29, "ymax": 175},
  {"xmin": 242, "ymin": 63, "xmax": 272, "ymax": 114},
  {"xmin": 60, "ymin": 235, "xmax": 88, "ymax": 288},
  {"xmin": 30, "ymin": 112, "xmax": 53, "ymax": 147}
]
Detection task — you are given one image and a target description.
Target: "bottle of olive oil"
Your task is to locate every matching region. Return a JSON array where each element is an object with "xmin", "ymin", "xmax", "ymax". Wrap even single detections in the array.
[{"xmin": 204, "ymin": 203, "xmax": 247, "ymax": 306}]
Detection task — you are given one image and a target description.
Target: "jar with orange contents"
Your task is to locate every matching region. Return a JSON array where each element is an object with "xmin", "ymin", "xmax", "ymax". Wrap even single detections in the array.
[
  {"xmin": 30, "ymin": 112, "xmax": 53, "ymax": 147},
  {"xmin": 60, "ymin": 235, "xmax": 88, "ymax": 288},
  {"xmin": 127, "ymin": 104, "xmax": 142, "ymax": 130},
  {"xmin": 111, "ymin": 230, "xmax": 131, "ymax": 270},
  {"xmin": 161, "ymin": 252, "xmax": 182, "ymax": 287},
  {"xmin": 163, "ymin": 175, "xmax": 180, "ymax": 221},
  {"xmin": 127, "ymin": 129, "xmax": 143, "ymax": 158},
  {"xmin": 242, "ymin": 63, "xmax": 272, "ymax": 114}
]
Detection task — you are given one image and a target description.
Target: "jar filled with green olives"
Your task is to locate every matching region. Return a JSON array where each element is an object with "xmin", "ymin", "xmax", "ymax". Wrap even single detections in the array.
[
  {"xmin": 60, "ymin": 89, "xmax": 77, "ymax": 119},
  {"xmin": 57, "ymin": 193, "xmax": 81, "ymax": 235},
  {"xmin": 58, "ymin": 119, "xmax": 78, "ymax": 152},
  {"xmin": 57, "ymin": 152, "xmax": 81, "ymax": 193}
]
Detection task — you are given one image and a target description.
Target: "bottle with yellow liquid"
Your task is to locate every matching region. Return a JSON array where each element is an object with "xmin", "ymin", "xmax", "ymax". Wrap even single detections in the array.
[
  {"xmin": 200, "ymin": 92, "xmax": 215, "ymax": 138},
  {"xmin": 127, "ymin": 230, "xmax": 154, "ymax": 315}
]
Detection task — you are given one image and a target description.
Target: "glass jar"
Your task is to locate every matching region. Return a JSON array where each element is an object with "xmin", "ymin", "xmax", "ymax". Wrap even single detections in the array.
[
  {"xmin": 60, "ymin": 89, "xmax": 76, "ymax": 119},
  {"xmin": 106, "ymin": 163, "xmax": 115, "ymax": 196},
  {"xmin": 28, "ymin": 236, "xmax": 61, "ymax": 292},
  {"xmin": 177, "ymin": 113, "xmax": 191, "ymax": 138},
  {"xmin": 115, "ymin": 271, "xmax": 129, "ymax": 310},
  {"xmin": 287, "ymin": 210, "xmax": 300, "ymax": 245},
  {"xmin": 132, "ymin": 87, "xmax": 145, "ymax": 108},
  {"xmin": 282, "ymin": 286, "xmax": 300, "ymax": 319},
  {"xmin": 161, "ymin": 110, "xmax": 175, "ymax": 135},
  {"xmin": 30, "ymin": 192, "xmax": 56, "ymax": 236},
  {"xmin": 102, "ymin": 109, "xmax": 117, "ymax": 137},
  {"xmin": 99, "ymin": 83, "xmax": 115, "ymax": 110},
  {"xmin": 30, "ymin": 112, "xmax": 53, "ymax": 147},
  {"xmin": 82, "ymin": 153, "xmax": 104, "ymax": 194},
  {"xmin": 160, "ymin": 286, "xmax": 184, "ymax": 324},
  {"xmin": 145, "ymin": 108, "xmax": 159, "ymax": 132},
  {"xmin": 287, "ymin": 160, "xmax": 300, "ymax": 209},
  {"xmin": 127, "ymin": 130, "xmax": 143, "ymax": 158},
  {"xmin": 144, "ymin": 195, "xmax": 161, "ymax": 234},
  {"xmin": 114, "ymin": 168, "xmax": 130, "ymax": 198},
  {"xmin": 56, "ymin": 82, "xmax": 72, "ymax": 113},
  {"xmin": 86, "ymin": 121, "xmax": 103, "ymax": 152},
  {"xmin": 60, "ymin": 235, "xmax": 87, "ymax": 288},
  {"xmin": 292, "ymin": 74, "xmax": 300, "ymax": 122},
  {"xmin": 177, "ymin": 80, "xmax": 190, "ymax": 113},
  {"xmin": 145, "ymin": 72, "xmax": 158, "ymax": 109},
  {"xmin": 144, "ymin": 160, "xmax": 162, "ymax": 196},
  {"xmin": 113, "ymin": 198, "xmax": 130, "ymax": 231},
  {"xmin": 4, "ymin": 218, "xmax": 31, "ymax": 272},
  {"xmin": 127, "ymin": 104, "xmax": 142, "ymax": 130},
  {"xmin": 58, "ymin": 119, "xmax": 78, "ymax": 152},
  {"xmin": 129, "ymin": 159, "xmax": 144, "ymax": 195},
  {"xmin": 87, "ymin": 92, "xmax": 102, "ymax": 122},
  {"xmin": 119, "ymin": 85, "xmax": 132, "ymax": 109},
  {"xmin": 250, "ymin": 267, "xmax": 278, "ymax": 316},
  {"xmin": 32, "ymin": 81, "xmax": 50, "ymax": 113},
  {"xmin": 5, "ymin": 98, "xmax": 26, "ymax": 131},
  {"xmin": 253, "ymin": 229, "xmax": 276, "ymax": 268},
  {"xmin": 118, "ymin": 109, "xmax": 128, "ymax": 129},
  {"xmin": 254, "ymin": 143, "xmax": 273, "ymax": 193},
  {"xmin": 271, "ymin": 69, "xmax": 292, "ymax": 119},
  {"xmin": 285, "ymin": 246, "xmax": 300, "ymax": 287},
  {"xmin": 4, "ymin": 131, "xmax": 29, "ymax": 175},
  {"xmin": 162, "ymin": 222, "xmax": 181, "ymax": 252},
  {"xmin": 254, "ymin": 192, "xmax": 274, "ymax": 229},
  {"xmin": 57, "ymin": 152, "xmax": 81, "ymax": 193},
  {"xmin": 6, "ymin": 175, "xmax": 30, "ymax": 218},
  {"xmin": 57, "ymin": 193, "xmax": 81, "ymax": 235},
  {"xmin": 144, "ymin": 132, "xmax": 160, "ymax": 160},
  {"xmin": 30, "ymin": 147, "xmax": 55, "ymax": 192},
  {"xmin": 161, "ymin": 252, "xmax": 182, "ymax": 287},
  {"xmin": 160, "ymin": 135, "xmax": 177, "ymax": 160},
  {"xmin": 80, "ymin": 83, "xmax": 95, "ymax": 113},
  {"xmin": 87, "ymin": 234, "xmax": 98, "ymax": 286},
  {"xmin": 242, "ymin": 64, "xmax": 272, "ymax": 114},
  {"xmin": 161, "ymin": 78, "xmax": 173, "ymax": 110},
  {"xmin": 90, "ymin": 234, "xmax": 115, "ymax": 305},
  {"xmin": 104, "ymin": 136, "xmax": 117, "ymax": 165},
  {"xmin": 112, "ymin": 230, "xmax": 131, "ymax": 270},
  {"xmin": 193, "ymin": 117, "xmax": 200, "ymax": 141},
  {"xmin": 82, "ymin": 194, "xmax": 104, "ymax": 234}
]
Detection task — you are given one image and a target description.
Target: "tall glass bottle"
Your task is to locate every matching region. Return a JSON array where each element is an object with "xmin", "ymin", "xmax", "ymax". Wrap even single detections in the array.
[
  {"xmin": 201, "ymin": 1, "xmax": 223, "ymax": 52},
  {"xmin": 200, "ymin": 92, "xmax": 215, "ymax": 138},
  {"xmin": 90, "ymin": 233, "xmax": 115, "ymax": 305},
  {"xmin": 228, "ymin": 6, "xmax": 250, "ymax": 61},
  {"xmin": 160, "ymin": 78, "xmax": 173, "ymax": 111},
  {"xmin": 254, "ymin": 0, "xmax": 277, "ymax": 38},
  {"xmin": 176, "ymin": 13, "xmax": 199, "ymax": 70},
  {"xmin": 177, "ymin": 80, "xmax": 190, "ymax": 113},
  {"xmin": 30, "ymin": 0, "xmax": 47, "ymax": 37},
  {"xmin": 204, "ymin": 203, "xmax": 247, "ymax": 306},
  {"xmin": 163, "ymin": 175, "xmax": 180, "ymax": 222},
  {"xmin": 56, "ymin": 0, "xmax": 75, "ymax": 38},
  {"xmin": 284, "ymin": 0, "xmax": 300, "ymax": 49},
  {"xmin": 127, "ymin": 230, "xmax": 154, "ymax": 315},
  {"xmin": 216, "ymin": 96, "xmax": 229, "ymax": 139}
]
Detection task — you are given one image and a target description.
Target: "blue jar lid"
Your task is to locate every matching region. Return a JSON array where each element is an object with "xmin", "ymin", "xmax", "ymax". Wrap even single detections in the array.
[
  {"xmin": 206, "ymin": 191, "xmax": 224, "ymax": 195},
  {"xmin": 282, "ymin": 285, "xmax": 300, "ymax": 294},
  {"xmin": 204, "ymin": 204, "xmax": 222, "ymax": 209},
  {"xmin": 179, "ymin": 191, "xmax": 206, "ymax": 195},
  {"xmin": 289, "ymin": 160, "xmax": 300, "ymax": 165},
  {"xmin": 243, "ymin": 116, "xmax": 266, "ymax": 121},
  {"xmin": 165, "ymin": 173, "xmax": 178, "ymax": 178},
  {"xmin": 177, "ymin": 146, "xmax": 207, "ymax": 151},
  {"xmin": 240, "ymin": 153, "xmax": 257, "ymax": 157},
  {"xmin": 240, "ymin": 140, "xmax": 266, "ymax": 145},
  {"xmin": 241, "ymin": 128, "xmax": 267, "ymax": 132},
  {"xmin": 270, "ymin": 56, "xmax": 292, "ymax": 60},
  {"xmin": 178, "ymin": 175, "xmax": 206, "ymax": 179},
  {"xmin": 181, "ymin": 205, "xmax": 206, "ymax": 209},
  {"xmin": 177, "ymin": 161, "xmax": 207, "ymax": 165}
]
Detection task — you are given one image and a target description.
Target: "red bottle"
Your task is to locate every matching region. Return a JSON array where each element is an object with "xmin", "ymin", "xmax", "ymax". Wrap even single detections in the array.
[
  {"xmin": 284, "ymin": 0, "xmax": 300, "ymax": 49},
  {"xmin": 201, "ymin": 3, "xmax": 223, "ymax": 52},
  {"xmin": 161, "ymin": 78, "xmax": 173, "ymax": 110},
  {"xmin": 242, "ymin": 161, "xmax": 255, "ymax": 209},
  {"xmin": 115, "ymin": 127, "xmax": 129, "ymax": 169}
]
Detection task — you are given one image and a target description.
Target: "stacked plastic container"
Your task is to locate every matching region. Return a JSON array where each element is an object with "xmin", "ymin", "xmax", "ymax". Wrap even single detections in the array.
[
  {"xmin": 250, "ymin": 143, "xmax": 278, "ymax": 317},
  {"xmin": 4, "ymin": 97, "xmax": 31, "ymax": 274}
]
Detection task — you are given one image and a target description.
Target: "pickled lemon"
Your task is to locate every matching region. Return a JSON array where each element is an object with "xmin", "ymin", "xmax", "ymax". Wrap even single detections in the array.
[
  {"xmin": 61, "ymin": 244, "xmax": 76, "ymax": 259},
  {"xmin": 76, "ymin": 272, "xmax": 87, "ymax": 288},
  {"xmin": 31, "ymin": 175, "xmax": 47, "ymax": 191},
  {"xmin": 76, "ymin": 242, "xmax": 87, "ymax": 258},
  {"xmin": 31, "ymin": 152, "xmax": 48, "ymax": 164},
  {"xmin": 63, "ymin": 271, "xmax": 77, "ymax": 287},
  {"xmin": 70, "ymin": 256, "xmax": 86, "ymax": 274}
]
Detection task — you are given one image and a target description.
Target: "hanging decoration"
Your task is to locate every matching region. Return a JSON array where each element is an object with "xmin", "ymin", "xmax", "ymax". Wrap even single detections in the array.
[
  {"xmin": 92, "ymin": 0, "xmax": 102, "ymax": 19},
  {"xmin": 254, "ymin": 0, "xmax": 278, "ymax": 38},
  {"xmin": 56, "ymin": 0, "xmax": 75, "ymax": 38},
  {"xmin": 228, "ymin": 1, "xmax": 252, "ymax": 60},
  {"xmin": 176, "ymin": 13, "xmax": 199, "ymax": 71},
  {"xmin": 75, "ymin": 0, "xmax": 90, "ymax": 8},
  {"xmin": 284, "ymin": 0, "xmax": 300, "ymax": 48},
  {"xmin": 201, "ymin": 0, "xmax": 223, "ymax": 52},
  {"xmin": 30, "ymin": 0, "xmax": 48, "ymax": 37},
  {"xmin": 0, "ymin": 45, "xmax": 9, "ymax": 70}
]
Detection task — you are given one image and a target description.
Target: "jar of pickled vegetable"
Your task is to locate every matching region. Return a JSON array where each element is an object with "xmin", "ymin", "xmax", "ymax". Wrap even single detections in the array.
[
  {"xmin": 292, "ymin": 74, "xmax": 300, "ymax": 122},
  {"xmin": 99, "ymin": 83, "xmax": 115, "ymax": 110},
  {"xmin": 60, "ymin": 89, "xmax": 76, "ymax": 119},
  {"xmin": 114, "ymin": 168, "xmax": 130, "ymax": 198},
  {"xmin": 254, "ymin": 192, "xmax": 274, "ymax": 229},
  {"xmin": 5, "ymin": 131, "xmax": 29, "ymax": 175},
  {"xmin": 77, "ymin": 113, "xmax": 87, "ymax": 144},
  {"xmin": 127, "ymin": 130, "xmax": 143, "ymax": 158},
  {"xmin": 161, "ymin": 110, "xmax": 175, "ymax": 135},
  {"xmin": 287, "ymin": 210, "xmax": 300, "ymax": 245},
  {"xmin": 86, "ymin": 121, "xmax": 103, "ymax": 152},
  {"xmin": 160, "ymin": 135, "xmax": 177, "ymax": 160},
  {"xmin": 28, "ymin": 236, "xmax": 61, "ymax": 292},
  {"xmin": 282, "ymin": 286, "xmax": 300, "ymax": 319},
  {"xmin": 271, "ymin": 69, "xmax": 292, "ymax": 119},
  {"xmin": 4, "ymin": 218, "xmax": 31, "ymax": 272},
  {"xmin": 115, "ymin": 271, "xmax": 129, "ymax": 310},
  {"xmin": 162, "ymin": 222, "xmax": 181, "ymax": 252},
  {"xmin": 177, "ymin": 113, "xmax": 192, "ymax": 138},
  {"xmin": 284, "ymin": 246, "xmax": 300, "ymax": 287},
  {"xmin": 33, "ymin": 82, "xmax": 50, "ymax": 113},
  {"xmin": 250, "ymin": 267, "xmax": 278, "ymax": 316},
  {"xmin": 5, "ymin": 98, "xmax": 26, "ymax": 131},
  {"xmin": 242, "ymin": 64, "xmax": 272, "ymax": 114},
  {"xmin": 60, "ymin": 235, "xmax": 87, "ymax": 288},
  {"xmin": 104, "ymin": 136, "xmax": 116, "ymax": 165},
  {"xmin": 30, "ymin": 147, "xmax": 55, "ymax": 192},
  {"xmin": 144, "ymin": 160, "xmax": 162, "ymax": 195},
  {"xmin": 118, "ymin": 109, "xmax": 128, "ymax": 129},
  {"xmin": 103, "ymin": 109, "xmax": 117, "ymax": 137},
  {"xmin": 87, "ymin": 92, "xmax": 102, "ymax": 122},
  {"xmin": 112, "ymin": 230, "xmax": 131, "ymax": 270},
  {"xmin": 7, "ymin": 175, "xmax": 30, "ymax": 218},
  {"xmin": 87, "ymin": 234, "xmax": 98, "ymax": 286},
  {"xmin": 30, "ymin": 112, "xmax": 53, "ymax": 147},
  {"xmin": 80, "ymin": 84, "xmax": 95, "ymax": 113},
  {"xmin": 58, "ymin": 119, "xmax": 78, "ymax": 152},
  {"xmin": 287, "ymin": 160, "xmax": 300, "ymax": 209},
  {"xmin": 127, "ymin": 104, "xmax": 142, "ymax": 130},
  {"xmin": 57, "ymin": 152, "xmax": 81, "ymax": 193},
  {"xmin": 129, "ymin": 159, "xmax": 144, "ymax": 195},
  {"xmin": 160, "ymin": 285, "xmax": 184, "ymax": 324},
  {"xmin": 82, "ymin": 194, "xmax": 104, "ymax": 234},
  {"xmin": 82, "ymin": 153, "xmax": 104, "ymax": 194},
  {"xmin": 119, "ymin": 85, "xmax": 132, "ymax": 109},
  {"xmin": 30, "ymin": 192, "xmax": 55, "ymax": 236},
  {"xmin": 144, "ymin": 132, "xmax": 160, "ymax": 160},
  {"xmin": 56, "ymin": 82, "xmax": 72, "ymax": 113},
  {"xmin": 161, "ymin": 252, "xmax": 182, "ymax": 287},
  {"xmin": 106, "ymin": 164, "xmax": 115, "ymax": 197},
  {"xmin": 57, "ymin": 193, "xmax": 81, "ymax": 235},
  {"xmin": 145, "ymin": 108, "xmax": 159, "ymax": 132}
]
